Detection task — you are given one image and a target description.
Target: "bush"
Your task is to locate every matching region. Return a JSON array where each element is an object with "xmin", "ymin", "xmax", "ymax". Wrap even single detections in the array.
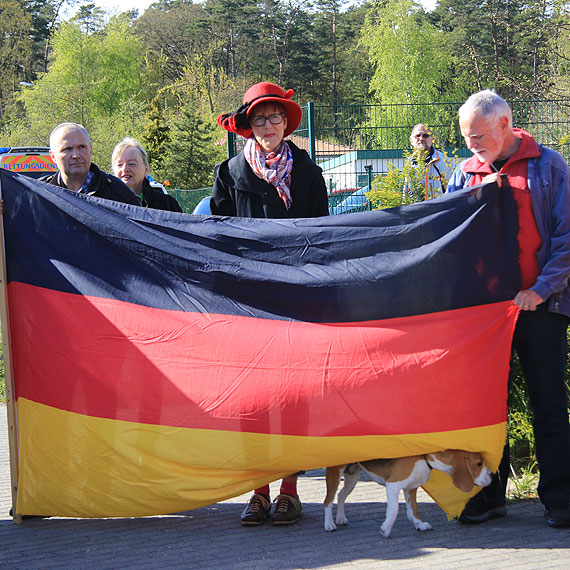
[{"xmin": 367, "ymin": 150, "xmax": 433, "ymax": 210}]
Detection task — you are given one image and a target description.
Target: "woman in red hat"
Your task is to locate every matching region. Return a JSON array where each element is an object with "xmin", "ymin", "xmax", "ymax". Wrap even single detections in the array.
[
  {"xmin": 211, "ymin": 81, "xmax": 329, "ymax": 219},
  {"xmin": 211, "ymin": 83, "xmax": 329, "ymax": 527}
]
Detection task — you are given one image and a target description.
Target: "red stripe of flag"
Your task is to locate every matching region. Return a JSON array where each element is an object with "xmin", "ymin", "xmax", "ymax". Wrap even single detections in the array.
[{"xmin": 11, "ymin": 282, "xmax": 516, "ymax": 437}]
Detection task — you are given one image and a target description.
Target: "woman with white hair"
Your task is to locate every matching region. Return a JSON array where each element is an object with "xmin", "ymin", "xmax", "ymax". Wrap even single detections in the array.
[{"xmin": 112, "ymin": 138, "xmax": 182, "ymax": 212}]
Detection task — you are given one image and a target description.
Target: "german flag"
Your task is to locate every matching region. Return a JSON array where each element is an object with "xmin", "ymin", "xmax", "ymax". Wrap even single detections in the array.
[{"xmin": 0, "ymin": 169, "xmax": 519, "ymax": 518}]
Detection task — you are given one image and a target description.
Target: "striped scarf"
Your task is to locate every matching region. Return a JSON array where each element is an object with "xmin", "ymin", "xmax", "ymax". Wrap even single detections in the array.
[{"xmin": 244, "ymin": 138, "xmax": 293, "ymax": 209}]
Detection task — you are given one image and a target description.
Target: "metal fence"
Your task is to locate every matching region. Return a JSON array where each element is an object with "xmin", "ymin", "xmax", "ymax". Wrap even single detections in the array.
[
  {"xmin": 297, "ymin": 99, "xmax": 570, "ymax": 156},
  {"xmin": 221, "ymin": 99, "xmax": 570, "ymax": 215},
  {"xmin": 167, "ymin": 187, "xmax": 211, "ymax": 214}
]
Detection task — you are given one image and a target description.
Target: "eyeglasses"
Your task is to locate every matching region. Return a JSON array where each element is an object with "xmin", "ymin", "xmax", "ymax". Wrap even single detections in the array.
[
  {"xmin": 250, "ymin": 113, "xmax": 286, "ymax": 127},
  {"xmin": 414, "ymin": 133, "xmax": 431, "ymax": 139}
]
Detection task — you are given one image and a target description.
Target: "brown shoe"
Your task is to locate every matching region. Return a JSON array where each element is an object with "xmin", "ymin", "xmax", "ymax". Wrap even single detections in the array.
[
  {"xmin": 240, "ymin": 493, "xmax": 271, "ymax": 526},
  {"xmin": 272, "ymin": 493, "xmax": 302, "ymax": 525}
]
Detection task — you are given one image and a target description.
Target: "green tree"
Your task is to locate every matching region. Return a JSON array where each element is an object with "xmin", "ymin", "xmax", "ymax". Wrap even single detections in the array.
[
  {"xmin": 358, "ymin": 1, "xmax": 459, "ymax": 151},
  {"xmin": 142, "ymin": 97, "xmax": 170, "ymax": 172},
  {"xmin": 0, "ymin": 0, "xmax": 34, "ymax": 126},
  {"xmin": 334, "ymin": 2, "xmax": 371, "ymax": 103},
  {"xmin": 12, "ymin": 17, "xmax": 144, "ymax": 147},
  {"xmin": 134, "ymin": 1, "xmax": 208, "ymax": 84},
  {"xmin": 430, "ymin": 0, "xmax": 560, "ymax": 99},
  {"xmin": 205, "ymin": 0, "xmax": 261, "ymax": 80},
  {"xmin": 268, "ymin": 2, "xmax": 316, "ymax": 100},
  {"xmin": 314, "ymin": 0, "xmax": 348, "ymax": 108},
  {"xmin": 362, "ymin": 0, "xmax": 453, "ymax": 104},
  {"xmin": 539, "ymin": 1, "xmax": 570, "ymax": 98},
  {"xmin": 72, "ymin": 2, "xmax": 106, "ymax": 34},
  {"xmin": 159, "ymin": 98, "xmax": 223, "ymax": 189},
  {"xmin": 266, "ymin": 0, "xmax": 311, "ymax": 86}
]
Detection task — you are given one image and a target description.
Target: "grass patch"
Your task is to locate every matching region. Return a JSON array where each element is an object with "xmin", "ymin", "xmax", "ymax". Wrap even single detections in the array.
[{"xmin": 509, "ymin": 461, "xmax": 539, "ymax": 500}]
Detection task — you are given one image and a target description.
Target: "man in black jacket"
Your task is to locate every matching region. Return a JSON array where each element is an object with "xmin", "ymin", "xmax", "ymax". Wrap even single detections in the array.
[{"xmin": 43, "ymin": 123, "xmax": 140, "ymax": 205}]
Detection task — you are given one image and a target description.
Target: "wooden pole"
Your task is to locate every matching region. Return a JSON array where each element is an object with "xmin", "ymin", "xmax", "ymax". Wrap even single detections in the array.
[{"xmin": 0, "ymin": 174, "xmax": 22, "ymax": 524}]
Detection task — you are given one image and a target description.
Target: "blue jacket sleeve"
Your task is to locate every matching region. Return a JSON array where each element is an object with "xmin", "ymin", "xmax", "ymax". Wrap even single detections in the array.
[
  {"xmin": 528, "ymin": 148, "xmax": 570, "ymax": 303},
  {"xmin": 446, "ymin": 162, "xmax": 468, "ymax": 193}
]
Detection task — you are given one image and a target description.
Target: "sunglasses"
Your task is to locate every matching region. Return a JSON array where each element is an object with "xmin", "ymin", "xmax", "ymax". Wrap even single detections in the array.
[
  {"xmin": 414, "ymin": 133, "xmax": 431, "ymax": 139},
  {"xmin": 250, "ymin": 113, "xmax": 286, "ymax": 127}
]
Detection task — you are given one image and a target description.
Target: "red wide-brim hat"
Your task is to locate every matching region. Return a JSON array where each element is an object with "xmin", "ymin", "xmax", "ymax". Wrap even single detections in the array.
[{"xmin": 217, "ymin": 82, "xmax": 302, "ymax": 139}]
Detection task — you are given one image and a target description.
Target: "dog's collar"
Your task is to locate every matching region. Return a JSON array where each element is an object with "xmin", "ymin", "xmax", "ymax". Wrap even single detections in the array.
[{"xmin": 424, "ymin": 455, "xmax": 434, "ymax": 470}]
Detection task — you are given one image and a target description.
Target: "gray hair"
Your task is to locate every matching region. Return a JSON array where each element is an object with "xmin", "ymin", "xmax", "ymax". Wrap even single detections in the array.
[
  {"xmin": 458, "ymin": 90, "xmax": 512, "ymax": 129},
  {"xmin": 112, "ymin": 137, "xmax": 149, "ymax": 168},
  {"xmin": 49, "ymin": 123, "xmax": 91, "ymax": 149}
]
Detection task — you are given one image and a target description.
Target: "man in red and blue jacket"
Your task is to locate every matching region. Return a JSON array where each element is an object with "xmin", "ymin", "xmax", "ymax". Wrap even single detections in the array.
[{"xmin": 448, "ymin": 89, "xmax": 570, "ymax": 528}]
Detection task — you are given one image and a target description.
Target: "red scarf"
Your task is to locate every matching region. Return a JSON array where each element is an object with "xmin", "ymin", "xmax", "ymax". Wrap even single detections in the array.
[{"xmin": 244, "ymin": 138, "xmax": 293, "ymax": 209}]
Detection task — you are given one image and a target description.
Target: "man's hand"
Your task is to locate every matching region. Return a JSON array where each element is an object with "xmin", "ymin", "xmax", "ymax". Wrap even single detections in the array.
[
  {"xmin": 514, "ymin": 289, "xmax": 543, "ymax": 311},
  {"xmin": 481, "ymin": 173, "xmax": 505, "ymax": 187}
]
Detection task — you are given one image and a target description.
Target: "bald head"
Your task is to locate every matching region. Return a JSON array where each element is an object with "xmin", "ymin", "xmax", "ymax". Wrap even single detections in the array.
[
  {"xmin": 49, "ymin": 123, "xmax": 91, "ymax": 149},
  {"xmin": 410, "ymin": 124, "xmax": 433, "ymax": 151}
]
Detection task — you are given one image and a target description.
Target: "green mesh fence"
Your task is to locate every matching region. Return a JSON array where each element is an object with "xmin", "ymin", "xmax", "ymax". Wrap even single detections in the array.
[{"xmin": 167, "ymin": 188, "xmax": 212, "ymax": 214}]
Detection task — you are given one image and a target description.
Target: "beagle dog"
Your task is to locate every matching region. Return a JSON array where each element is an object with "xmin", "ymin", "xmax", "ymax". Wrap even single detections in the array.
[{"xmin": 324, "ymin": 450, "xmax": 492, "ymax": 537}]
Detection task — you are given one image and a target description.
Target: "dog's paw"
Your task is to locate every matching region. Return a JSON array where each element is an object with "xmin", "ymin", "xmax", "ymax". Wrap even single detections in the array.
[
  {"xmin": 415, "ymin": 521, "xmax": 433, "ymax": 532},
  {"xmin": 335, "ymin": 513, "xmax": 349, "ymax": 526},
  {"xmin": 380, "ymin": 524, "xmax": 392, "ymax": 538},
  {"xmin": 324, "ymin": 521, "xmax": 337, "ymax": 532}
]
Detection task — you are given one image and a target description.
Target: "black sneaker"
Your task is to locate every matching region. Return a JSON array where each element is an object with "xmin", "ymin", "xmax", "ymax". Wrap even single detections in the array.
[
  {"xmin": 240, "ymin": 493, "xmax": 271, "ymax": 526},
  {"xmin": 544, "ymin": 504, "xmax": 570, "ymax": 528},
  {"xmin": 458, "ymin": 494, "xmax": 506, "ymax": 524},
  {"xmin": 272, "ymin": 493, "xmax": 302, "ymax": 526}
]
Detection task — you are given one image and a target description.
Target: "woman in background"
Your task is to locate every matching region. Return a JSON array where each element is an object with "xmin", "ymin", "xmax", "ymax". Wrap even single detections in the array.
[{"xmin": 112, "ymin": 138, "xmax": 182, "ymax": 212}]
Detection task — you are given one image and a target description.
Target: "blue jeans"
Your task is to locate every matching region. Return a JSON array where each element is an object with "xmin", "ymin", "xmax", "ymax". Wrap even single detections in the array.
[{"xmin": 514, "ymin": 305, "xmax": 570, "ymax": 507}]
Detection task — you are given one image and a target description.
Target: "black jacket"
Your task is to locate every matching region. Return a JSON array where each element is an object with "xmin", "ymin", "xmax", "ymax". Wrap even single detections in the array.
[
  {"xmin": 42, "ymin": 163, "xmax": 141, "ymax": 205},
  {"xmin": 210, "ymin": 141, "xmax": 329, "ymax": 218},
  {"xmin": 140, "ymin": 178, "xmax": 183, "ymax": 212}
]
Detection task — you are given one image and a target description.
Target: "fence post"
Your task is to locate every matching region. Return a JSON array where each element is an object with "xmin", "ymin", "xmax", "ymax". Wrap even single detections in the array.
[
  {"xmin": 227, "ymin": 131, "xmax": 236, "ymax": 160},
  {"xmin": 365, "ymin": 164, "xmax": 373, "ymax": 210},
  {"xmin": 307, "ymin": 101, "xmax": 316, "ymax": 162}
]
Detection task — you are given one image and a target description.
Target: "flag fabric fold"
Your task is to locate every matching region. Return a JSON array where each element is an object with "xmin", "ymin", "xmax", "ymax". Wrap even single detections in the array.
[{"xmin": 0, "ymin": 169, "xmax": 519, "ymax": 518}]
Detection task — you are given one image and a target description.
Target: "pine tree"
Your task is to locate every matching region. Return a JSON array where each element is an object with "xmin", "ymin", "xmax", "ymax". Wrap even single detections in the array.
[
  {"xmin": 142, "ymin": 98, "xmax": 170, "ymax": 171},
  {"xmin": 160, "ymin": 98, "xmax": 221, "ymax": 189}
]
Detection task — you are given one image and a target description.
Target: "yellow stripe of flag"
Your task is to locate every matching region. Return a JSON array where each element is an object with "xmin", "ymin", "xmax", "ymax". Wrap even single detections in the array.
[{"xmin": 17, "ymin": 399, "xmax": 505, "ymax": 518}]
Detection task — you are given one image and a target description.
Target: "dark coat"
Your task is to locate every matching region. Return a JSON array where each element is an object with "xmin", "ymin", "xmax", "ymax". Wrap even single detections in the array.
[
  {"xmin": 42, "ymin": 163, "xmax": 141, "ymax": 205},
  {"xmin": 210, "ymin": 141, "xmax": 329, "ymax": 218},
  {"xmin": 140, "ymin": 178, "xmax": 183, "ymax": 212}
]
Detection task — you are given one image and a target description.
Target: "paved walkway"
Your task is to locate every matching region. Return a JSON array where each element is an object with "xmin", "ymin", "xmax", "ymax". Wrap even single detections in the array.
[{"xmin": 0, "ymin": 404, "xmax": 568, "ymax": 569}]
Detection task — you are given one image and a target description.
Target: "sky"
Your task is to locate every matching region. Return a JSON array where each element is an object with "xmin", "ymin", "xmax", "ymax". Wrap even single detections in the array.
[
  {"xmin": 92, "ymin": 0, "xmax": 437, "ymax": 15},
  {"xmin": 94, "ymin": 0, "xmax": 154, "ymax": 13}
]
